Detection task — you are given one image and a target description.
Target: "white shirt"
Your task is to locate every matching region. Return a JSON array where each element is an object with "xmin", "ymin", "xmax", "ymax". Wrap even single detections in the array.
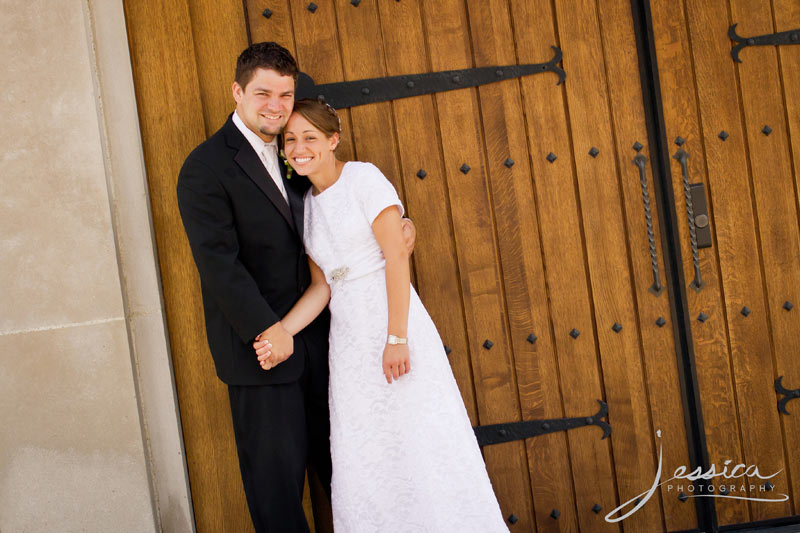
[{"xmin": 232, "ymin": 111, "xmax": 289, "ymax": 204}]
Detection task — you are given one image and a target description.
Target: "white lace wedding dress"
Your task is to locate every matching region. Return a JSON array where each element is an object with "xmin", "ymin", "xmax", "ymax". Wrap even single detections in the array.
[{"xmin": 303, "ymin": 161, "xmax": 508, "ymax": 532}]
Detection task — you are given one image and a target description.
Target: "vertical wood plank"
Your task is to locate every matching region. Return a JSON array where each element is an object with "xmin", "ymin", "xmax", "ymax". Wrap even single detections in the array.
[
  {"xmin": 773, "ymin": 0, "xmax": 800, "ymax": 515},
  {"xmin": 595, "ymin": 0, "xmax": 696, "ymax": 530},
  {"xmin": 464, "ymin": 0, "xmax": 579, "ymax": 530},
  {"xmin": 419, "ymin": 0, "xmax": 535, "ymax": 527},
  {"xmin": 551, "ymin": 0, "xmax": 662, "ymax": 529},
  {"xmin": 123, "ymin": 0, "xmax": 253, "ymax": 530},
  {"xmin": 649, "ymin": 0, "xmax": 749, "ymax": 524},
  {"xmin": 508, "ymin": 0, "xmax": 620, "ymax": 530},
  {"xmin": 375, "ymin": 0, "xmax": 478, "ymax": 422},
  {"xmin": 186, "ymin": 0, "xmax": 249, "ymax": 135},
  {"xmin": 729, "ymin": 0, "xmax": 800, "ymax": 518},
  {"xmin": 773, "ymin": 1, "xmax": 800, "ymax": 258}
]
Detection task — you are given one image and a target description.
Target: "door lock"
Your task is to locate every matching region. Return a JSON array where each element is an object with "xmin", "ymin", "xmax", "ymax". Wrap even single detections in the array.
[{"xmin": 689, "ymin": 183, "xmax": 712, "ymax": 249}]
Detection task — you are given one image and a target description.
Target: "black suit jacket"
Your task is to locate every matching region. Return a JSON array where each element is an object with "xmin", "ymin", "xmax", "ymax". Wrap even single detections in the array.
[{"xmin": 177, "ymin": 115, "xmax": 329, "ymax": 386}]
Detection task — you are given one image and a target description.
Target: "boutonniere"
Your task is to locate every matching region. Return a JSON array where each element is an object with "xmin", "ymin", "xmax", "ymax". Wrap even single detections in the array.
[{"xmin": 279, "ymin": 150, "xmax": 293, "ymax": 179}]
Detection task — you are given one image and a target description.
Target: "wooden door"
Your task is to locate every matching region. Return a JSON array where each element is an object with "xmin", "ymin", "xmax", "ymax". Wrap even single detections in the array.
[
  {"xmin": 123, "ymin": 0, "xmax": 800, "ymax": 531},
  {"xmin": 251, "ymin": 1, "xmax": 693, "ymax": 531},
  {"xmin": 651, "ymin": 0, "xmax": 800, "ymax": 528}
]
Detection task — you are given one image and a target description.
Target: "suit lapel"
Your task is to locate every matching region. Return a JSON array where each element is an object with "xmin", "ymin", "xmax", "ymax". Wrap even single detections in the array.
[{"xmin": 227, "ymin": 120, "xmax": 296, "ymax": 232}]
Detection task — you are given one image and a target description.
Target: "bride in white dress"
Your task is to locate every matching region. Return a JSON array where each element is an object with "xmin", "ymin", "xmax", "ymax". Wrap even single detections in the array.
[{"xmin": 260, "ymin": 99, "xmax": 508, "ymax": 532}]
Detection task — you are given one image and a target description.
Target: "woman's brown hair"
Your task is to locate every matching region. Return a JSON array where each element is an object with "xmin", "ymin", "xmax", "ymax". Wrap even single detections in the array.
[{"xmin": 290, "ymin": 99, "xmax": 342, "ymax": 139}]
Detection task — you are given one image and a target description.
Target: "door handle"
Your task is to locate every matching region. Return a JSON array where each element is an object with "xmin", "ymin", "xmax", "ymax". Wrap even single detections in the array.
[
  {"xmin": 633, "ymin": 154, "xmax": 664, "ymax": 296},
  {"xmin": 673, "ymin": 148, "xmax": 706, "ymax": 291}
]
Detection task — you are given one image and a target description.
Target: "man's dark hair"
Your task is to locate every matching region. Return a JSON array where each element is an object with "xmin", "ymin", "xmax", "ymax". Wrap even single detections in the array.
[{"xmin": 235, "ymin": 42, "xmax": 298, "ymax": 88}]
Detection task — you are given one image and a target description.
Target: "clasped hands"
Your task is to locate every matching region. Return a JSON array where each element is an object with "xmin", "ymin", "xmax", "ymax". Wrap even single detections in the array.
[
  {"xmin": 253, "ymin": 321, "xmax": 294, "ymax": 371},
  {"xmin": 254, "ymin": 218, "xmax": 416, "ymax": 372}
]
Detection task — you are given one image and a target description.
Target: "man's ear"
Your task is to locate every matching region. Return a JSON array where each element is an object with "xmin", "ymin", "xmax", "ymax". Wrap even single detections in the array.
[{"xmin": 232, "ymin": 81, "xmax": 243, "ymax": 104}]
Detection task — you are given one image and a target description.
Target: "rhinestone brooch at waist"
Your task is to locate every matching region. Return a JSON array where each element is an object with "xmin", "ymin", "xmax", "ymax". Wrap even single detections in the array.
[{"xmin": 329, "ymin": 266, "xmax": 350, "ymax": 282}]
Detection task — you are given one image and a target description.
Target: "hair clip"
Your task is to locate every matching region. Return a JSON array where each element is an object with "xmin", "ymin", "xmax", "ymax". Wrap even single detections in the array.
[{"xmin": 317, "ymin": 97, "xmax": 342, "ymax": 132}]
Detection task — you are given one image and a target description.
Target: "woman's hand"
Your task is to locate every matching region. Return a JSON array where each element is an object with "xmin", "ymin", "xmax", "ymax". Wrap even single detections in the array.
[
  {"xmin": 257, "ymin": 258, "xmax": 329, "ymax": 371},
  {"xmin": 383, "ymin": 343, "xmax": 410, "ymax": 384}
]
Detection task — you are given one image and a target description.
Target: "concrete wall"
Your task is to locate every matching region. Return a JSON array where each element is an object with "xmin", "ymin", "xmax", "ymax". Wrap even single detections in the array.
[{"xmin": 0, "ymin": 1, "xmax": 191, "ymax": 531}]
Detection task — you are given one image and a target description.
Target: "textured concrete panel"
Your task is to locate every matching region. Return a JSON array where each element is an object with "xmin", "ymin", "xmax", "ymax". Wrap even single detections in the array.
[
  {"xmin": 0, "ymin": 0, "xmax": 124, "ymax": 332},
  {"xmin": 0, "ymin": 320, "xmax": 154, "ymax": 532}
]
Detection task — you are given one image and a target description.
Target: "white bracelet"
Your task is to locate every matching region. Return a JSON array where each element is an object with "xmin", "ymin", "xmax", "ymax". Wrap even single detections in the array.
[{"xmin": 387, "ymin": 334, "xmax": 407, "ymax": 345}]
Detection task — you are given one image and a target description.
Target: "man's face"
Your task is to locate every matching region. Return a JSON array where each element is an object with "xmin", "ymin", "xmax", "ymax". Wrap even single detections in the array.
[{"xmin": 232, "ymin": 68, "xmax": 295, "ymax": 142}]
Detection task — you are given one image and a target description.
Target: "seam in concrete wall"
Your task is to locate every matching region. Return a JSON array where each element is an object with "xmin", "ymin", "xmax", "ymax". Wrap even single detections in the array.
[
  {"xmin": 0, "ymin": 317, "xmax": 125, "ymax": 337},
  {"xmin": 82, "ymin": 0, "xmax": 195, "ymax": 530}
]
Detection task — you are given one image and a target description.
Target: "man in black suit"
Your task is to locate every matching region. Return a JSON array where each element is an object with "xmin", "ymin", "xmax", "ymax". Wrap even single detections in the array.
[
  {"xmin": 178, "ymin": 41, "xmax": 415, "ymax": 532},
  {"xmin": 177, "ymin": 42, "xmax": 330, "ymax": 532}
]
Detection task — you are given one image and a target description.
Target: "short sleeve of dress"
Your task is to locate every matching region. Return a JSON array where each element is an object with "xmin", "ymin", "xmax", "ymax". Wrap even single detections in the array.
[{"xmin": 353, "ymin": 162, "xmax": 405, "ymax": 224}]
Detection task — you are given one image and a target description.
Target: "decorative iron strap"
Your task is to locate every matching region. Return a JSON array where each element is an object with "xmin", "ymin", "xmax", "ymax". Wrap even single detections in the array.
[
  {"xmin": 729, "ymin": 24, "xmax": 800, "ymax": 63},
  {"xmin": 473, "ymin": 400, "xmax": 610, "ymax": 446},
  {"xmin": 295, "ymin": 46, "xmax": 565, "ymax": 109},
  {"xmin": 673, "ymin": 148, "xmax": 704, "ymax": 291},
  {"xmin": 775, "ymin": 376, "xmax": 800, "ymax": 415},
  {"xmin": 634, "ymin": 154, "xmax": 664, "ymax": 296}
]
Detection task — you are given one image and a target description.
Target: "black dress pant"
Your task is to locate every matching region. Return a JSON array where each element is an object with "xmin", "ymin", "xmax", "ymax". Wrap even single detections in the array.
[{"xmin": 228, "ymin": 350, "xmax": 331, "ymax": 533}]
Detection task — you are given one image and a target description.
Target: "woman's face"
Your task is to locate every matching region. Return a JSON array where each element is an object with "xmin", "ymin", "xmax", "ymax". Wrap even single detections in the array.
[{"xmin": 283, "ymin": 113, "xmax": 338, "ymax": 176}]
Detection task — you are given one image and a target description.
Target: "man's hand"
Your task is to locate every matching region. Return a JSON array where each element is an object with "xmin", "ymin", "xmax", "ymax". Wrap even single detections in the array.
[
  {"xmin": 253, "ymin": 321, "xmax": 294, "ymax": 371},
  {"xmin": 400, "ymin": 218, "xmax": 416, "ymax": 255}
]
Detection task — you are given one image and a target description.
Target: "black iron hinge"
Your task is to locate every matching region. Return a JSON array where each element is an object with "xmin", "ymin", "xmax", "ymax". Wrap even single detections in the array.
[
  {"xmin": 729, "ymin": 24, "xmax": 800, "ymax": 63},
  {"xmin": 295, "ymin": 46, "xmax": 564, "ymax": 109},
  {"xmin": 776, "ymin": 376, "xmax": 800, "ymax": 415},
  {"xmin": 474, "ymin": 400, "xmax": 611, "ymax": 446}
]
